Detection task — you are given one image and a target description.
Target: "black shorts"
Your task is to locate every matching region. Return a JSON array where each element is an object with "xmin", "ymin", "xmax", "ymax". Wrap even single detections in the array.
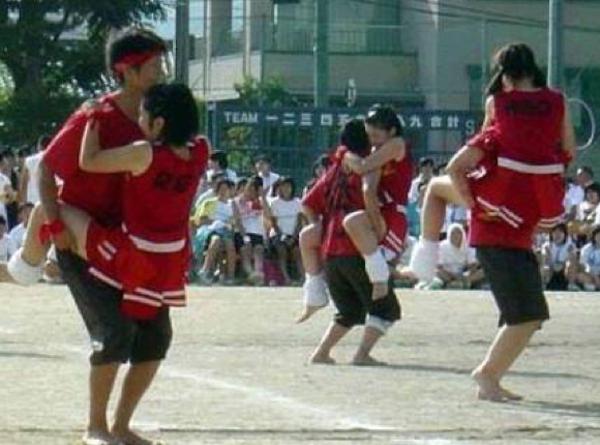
[
  {"xmin": 476, "ymin": 246, "xmax": 549, "ymax": 326},
  {"xmin": 57, "ymin": 249, "xmax": 172, "ymax": 366},
  {"xmin": 324, "ymin": 255, "xmax": 401, "ymax": 328},
  {"xmin": 234, "ymin": 233, "xmax": 264, "ymax": 250}
]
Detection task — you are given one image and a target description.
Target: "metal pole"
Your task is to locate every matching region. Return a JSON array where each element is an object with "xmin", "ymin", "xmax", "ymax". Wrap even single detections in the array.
[
  {"xmin": 314, "ymin": 0, "xmax": 329, "ymax": 107},
  {"xmin": 548, "ymin": 0, "xmax": 563, "ymax": 88},
  {"xmin": 480, "ymin": 18, "xmax": 488, "ymax": 99},
  {"xmin": 175, "ymin": 0, "xmax": 190, "ymax": 84}
]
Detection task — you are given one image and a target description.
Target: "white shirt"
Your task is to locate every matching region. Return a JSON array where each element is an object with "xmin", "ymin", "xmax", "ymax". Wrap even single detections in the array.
[
  {"xmin": 0, "ymin": 173, "xmax": 11, "ymax": 221},
  {"xmin": 443, "ymin": 205, "xmax": 468, "ymax": 233},
  {"xmin": 213, "ymin": 199, "xmax": 234, "ymax": 224},
  {"xmin": 8, "ymin": 223, "xmax": 26, "ymax": 249},
  {"xmin": 408, "ymin": 176, "xmax": 422, "ymax": 204},
  {"xmin": 236, "ymin": 197, "xmax": 264, "ymax": 236},
  {"xmin": 576, "ymin": 201, "xmax": 597, "ymax": 223},
  {"xmin": 24, "ymin": 152, "xmax": 43, "ymax": 204},
  {"xmin": 544, "ymin": 240, "xmax": 573, "ymax": 271},
  {"xmin": 260, "ymin": 172, "xmax": 280, "ymax": 194},
  {"xmin": 439, "ymin": 240, "xmax": 469, "ymax": 275},
  {"xmin": 0, "ymin": 233, "xmax": 17, "ymax": 261},
  {"xmin": 269, "ymin": 197, "xmax": 301, "ymax": 236},
  {"xmin": 580, "ymin": 242, "xmax": 600, "ymax": 275}
]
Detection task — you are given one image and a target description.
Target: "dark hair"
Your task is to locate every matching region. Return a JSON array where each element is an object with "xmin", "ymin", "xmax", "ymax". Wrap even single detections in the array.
[
  {"xmin": 277, "ymin": 177, "xmax": 296, "ymax": 199},
  {"xmin": 236, "ymin": 178, "xmax": 248, "ymax": 192},
  {"xmin": 419, "ymin": 157, "xmax": 434, "ymax": 168},
  {"xmin": 248, "ymin": 175, "xmax": 263, "ymax": 190},
  {"xmin": 38, "ymin": 135, "xmax": 52, "ymax": 151},
  {"xmin": 106, "ymin": 28, "xmax": 167, "ymax": 82},
  {"xmin": 215, "ymin": 178, "xmax": 235, "ymax": 192},
  {"xmin": 579, "ymin": 166, "xmax": 594, "ymax": 178},
  {"xmin": 255, "ymin": 155, "xmax": 271, "ymax": 165},
  {"xmin": 340, "ymin": 119, "xmax": 370, "ymax": 154},
  {"xmin": 486, "ymin": 43, "xmax": 546, "ymax": 96},
  {"xmin": 210, "ymin": 150, "xmax": 228, "ymax": 169},
  {"xmin": 584, "ymin": 182, "xmax": 600, "ymax": 199},
  {"xmin": 142, "ymin": 83, "xmax": 199, "ymax": 146},
  {"xmin": 551, "ymin": 223, "xmax": 568, "ymax": 244},
  {"xmin": 312, "ymin": 154, "xmax": 331, "ymax": 177},
  {"xmin": 0, "ymin": 215, "xmax": 6, "ymax": 226},
  {"xmin": 365, "ymin": 105, "xmax": 403, "ymax": 137}
]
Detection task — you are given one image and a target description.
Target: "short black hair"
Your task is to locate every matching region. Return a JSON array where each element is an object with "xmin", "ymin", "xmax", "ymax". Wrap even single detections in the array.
[
  {"xmin": 143, "ymin": 83, "xmax": 199, "ymax": 146},
  {"xmin": 340, "ymin": 119, "xmax": 370, "ymax": 154},
  {"xmin": 255, "ymin": 155, "xmax": 271, "ymax": 165},
  {"xmin": 18, "ymin": 202, "xmax": 34, "ymax": 213},
  {"xmin": 585, "ymin": 182, "xmax": 600, "ymax": 198},
  {"xmin": 419, "ymin": 157, "xmax": 435, "ymax": 168},
  {"xmin": 277, "ymin": 176, "xmax": 296, "ymax": 198},
  {"xmin": 579, "ymin": 166, "xmax": 594, "ymax": 178},
  {"xmin": 106, "ymin": 27, "xmax": 167, "ymax": 82},
  {"xmin": 210, "ymin": 150, "xmax": 228, "ymax": 169},
  {"xmin": 0, "ymin": 215, "xmax": 6, "ymax": 226},
  {"xmin": 551, "ymin": 223, "xmax": 568, "ymax": 242},
  {"xmin": 249, "ymin": 175, "xmax": 263, "ymax": 190},
  {"xmin": 215, "ymin": 178, "xmax": 235, "ymax": 192},
  {"xmin": 365, "ymin": 104, "xmax": 403, "ymax": 137},
  {"xmin": 209, "ymin": 172, "xmax": 226, "ymax": 185}
]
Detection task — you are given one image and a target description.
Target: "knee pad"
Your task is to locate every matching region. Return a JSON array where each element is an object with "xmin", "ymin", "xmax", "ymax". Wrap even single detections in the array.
[
  {"xmin": 364, "ymin": 251, "xmax": 390, "ymax": 283},
  {"xmin": 366, "ymin": 315, "xmax": 394, "ymax": 334},
  {"xmin": 7, "ymin": 248, "xmax": 43, "ymax": 286}
]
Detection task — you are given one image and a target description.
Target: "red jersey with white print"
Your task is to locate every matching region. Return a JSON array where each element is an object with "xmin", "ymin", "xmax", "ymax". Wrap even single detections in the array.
[
  {"xmin": 377, "ymin": 148, "xmax": 412, "ymax": 208},
  {"xmin": 302, "ymin": 146, "xmax": 365, "ymax": 258},
  {"xmin": 123, "ymin": 137, "xmax": 209, "ymax": 244},
  {"xmin": 44, "ymin": 93, "xmax": 144, "ymax": 227}
]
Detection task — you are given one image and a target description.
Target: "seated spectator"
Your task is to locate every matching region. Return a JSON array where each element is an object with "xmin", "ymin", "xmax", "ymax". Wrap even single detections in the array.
[
  {"xmin": 192, "ymin": 179, "xmax": 237, "ymax": 285},
  {"xmin": 0, "ymin": 215, "xmax": 16, "ymax": 262},
  {"xmin": 577, "ymin": 225, "xmax": 600, "ymax": 291},
  {"xmin": 408, "ymin": 157, "xmax": 435, "ymax": 205},
  {"xmin": 570, "ymin": 182, "xmax": 600, "ymax": 243},
  {"xmin": 207, "ymin": 150, "xmax": 238, "ymax": 183},
  {"xmin": 565, "ymin": 166, "xmax": 594, "ymax": 220},
  {"xmin": 267, "ymin": 177, "xmax": 304, "ymax": 284},
  {"xmin": 8, "ymin": 202, "xmax": 34, "ymax": 248},
  {"xmin": 424, "ymin": 223, "xmax": 481, "ymax": 290},
  {"xmin": 255, "ymin": 155, "xmax": 280, "ymax": 196},
  {"xmin": 235, "ymin": 176, "xmax": 266, "ymax": 284},
  {"xmin": 442, "ymin": 204, "xmax": 468, "ymax": 238},
  {"xmin": 303, "ymin": 154, "xmax": 332, "ymax": 196},
  {"xmin": 542, "ymin": 223, "xmax": 578, "ymax": 291},
  {"xmin": 0, "ymin": 152, "xmax": 17, "ymax": 227},
  {"xmin": 194, "ymin": 171, "xmax": 226, "ymax": 212}
]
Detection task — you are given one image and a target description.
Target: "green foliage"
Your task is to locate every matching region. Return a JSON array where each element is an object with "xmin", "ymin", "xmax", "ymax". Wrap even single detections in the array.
[
  {"xmin": 233, "ymin": 75, "xmax": 296, "ymax": 107},
  {"xmin": 0, "ymin": 0, "xmax": 165, "ymax": 147}
]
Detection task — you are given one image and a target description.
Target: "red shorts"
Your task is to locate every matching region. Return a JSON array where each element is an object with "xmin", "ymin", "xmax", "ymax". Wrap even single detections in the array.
[
  {"xmin": 468, "ymin": 155, "xmax": 565, "ymax": 230},
  {"xmin": 86, "ymin": 222, "xmax": 188, "ymax": 319},
  {"xmin": 379, "ymin": 205, "xmax": 408, "ymax": 261}
]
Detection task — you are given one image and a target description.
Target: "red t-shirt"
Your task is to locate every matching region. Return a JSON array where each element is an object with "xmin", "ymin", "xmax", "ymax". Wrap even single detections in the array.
[
  {"xmin": 123, "ymin": 138, "xmax": 209, "ymax": 243},
  {"xmin": 44, "ymin": 93, "xmax": 145, "ymax": 226},
  {"xmin": 469, "ymin": 207, "xmax": 535, "ymax": 250},
  {"xmin": 302, "ymin": 150, "xmax": 364, "ymax": 257}
]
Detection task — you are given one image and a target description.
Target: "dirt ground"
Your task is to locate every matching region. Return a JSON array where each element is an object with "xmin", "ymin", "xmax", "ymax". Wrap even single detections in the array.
[{"xmin": 1, "ymin": 284, "xmax": 599, "ymax": 444}]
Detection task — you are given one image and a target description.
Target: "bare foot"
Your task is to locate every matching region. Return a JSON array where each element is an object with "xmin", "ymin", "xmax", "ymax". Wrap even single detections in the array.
[
  {"xmin": 351, "ymin": 355, "xmax": 388, "ymax": 367},
  {"xmin": 296, "ymin": 305, "xmax": 326, "ymax": 323},
  {"xmin": 309, "ymin": 350, "xmax": 336, "ymax": 365},
  {"xmin": 372, "ymin": 282, "xmax": 388, "ymax": 301},
  {"xmin": 111, "ymin": 428, "xmax": 159, "ymax": 445},
  {"xmin": 81, "ymin": 429, "xmax": 115, "ymax": 445},
  {"xmin": 499, "ymin": 385, "xmax": 524, "ymax": 401},
  {"xmin": 472, "ymin": 369, "xmax": 505, "ymax": 402}
]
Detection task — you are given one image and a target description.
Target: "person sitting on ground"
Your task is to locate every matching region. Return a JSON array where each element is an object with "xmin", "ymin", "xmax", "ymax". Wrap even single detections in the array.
[
  {"xmin": 542, "ymin": 223, "xmax": 578, "ymax": 291},
  {"xmin": 8, "ymin": 202, "xmax": 34, "ymax": 249},
  {"xmin": 193, "ymin": 178, "xmax": 237, "ymax": 285},
  {"xmin": 577, "ymin": 225, "xmax": 600, "ymax": 291},
  {"xmin": 267, "ymin": 177, "xmax": 304, "ymax": 285}
]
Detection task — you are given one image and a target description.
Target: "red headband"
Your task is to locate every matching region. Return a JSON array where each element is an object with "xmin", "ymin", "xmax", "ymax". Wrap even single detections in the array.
[{"xmin": 113, "ymin": 50, "xmax": 162, "ymax": 74}]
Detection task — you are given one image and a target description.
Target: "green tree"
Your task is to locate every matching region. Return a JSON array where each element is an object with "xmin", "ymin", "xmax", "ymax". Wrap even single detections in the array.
[
  {"xmin": 0, "ymin": 0, "xmax": 165, "ymax": 147},
  {"xmin": 234, "ymin": 75, "xmax": 296, "ymax": 107}
]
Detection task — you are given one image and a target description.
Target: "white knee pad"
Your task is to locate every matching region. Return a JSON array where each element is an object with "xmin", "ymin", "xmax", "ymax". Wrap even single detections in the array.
[
  {"xmin": 303, "ymin": 273, "xmax": 330, "ymax": 307},
  {"xmin": 366, "ymin": 315, "xmax": 394, "ymax": 335},
  {"xmin": 408, "ymin": 238, "xmax": 439, "ymax": 282},
  {"xmin": 364, "ymin": 250, "xmax": 390, "ymax": 283},
  {"xmin": 7, "ymin": 248, "xmax": 43, "ymax": 286}
]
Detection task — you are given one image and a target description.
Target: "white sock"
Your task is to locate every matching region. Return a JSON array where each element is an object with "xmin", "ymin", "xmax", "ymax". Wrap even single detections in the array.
[
  {"xmin": 303, "ymin": 273, "xmax": 329, "ymax": 307},
  {"xmin": 408, "ymin": 238, "xmax": 439, "ymax": 282},
  {"xmin": 364, "ymin": 250, "xmax": 390, "ymax": 283}
]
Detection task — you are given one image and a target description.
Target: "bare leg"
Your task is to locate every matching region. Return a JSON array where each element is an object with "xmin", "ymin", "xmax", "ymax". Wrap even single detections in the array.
[
  {"xmin": 343, "ymin": 211, "xmax": 388, "ymax": 300},
  {"xmin": 309, "ymin": 322, "xmax": 351, "ymax": 364},
  {"xmin": 293, "ymin": 245, "xmax": 304, "ymax": 279},
  {"xmin": 240, "ymin": 243, "xmax": 253, "ymax": 278},
  {"xmin": 472, "ymin": 320, "xmax": 542, "ymax": 402},
  {"xmin": 111, "ymin": 361, "xmax": 161, "ymax": 445},
  {"xmin": 84, "ymin": 363, "xmax": 120, "ymax": 444},
  {"xmin": 352, "ymin": 326, "xmax": 386, "ymax": 366},
  {"xmin": 202, "ymin": 236, "xmax": 222, "ymax": 274},
  {"xmin": 224, "ymin": 239, "xmax": 237, "ymax": 282},
  {"xmin": 300, "ymin": 223, "xmax": 322, "ymax": 276},
  {"xmin": 253, "ymin": 244, "xmax": 265, "ymax": 283},
  {"xmin": 276, "ymin": 243, "xmax": 291, "ymax": 284}
]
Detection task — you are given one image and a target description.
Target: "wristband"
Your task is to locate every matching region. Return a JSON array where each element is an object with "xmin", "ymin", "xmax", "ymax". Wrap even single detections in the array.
[{"xmin": 39, "ymin": 219, "xmax": 66, "ymax": 244}]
